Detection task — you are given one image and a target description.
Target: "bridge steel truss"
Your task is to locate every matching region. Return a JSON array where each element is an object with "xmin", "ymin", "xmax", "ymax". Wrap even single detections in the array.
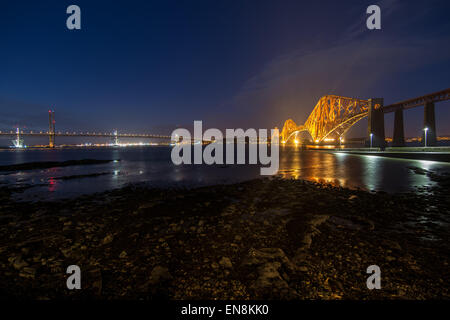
[
  {"xmin": 281, "ymin": 88, "xmax": 450, "ymax": 146},
  {"xmin": 281, "ymin": 95, "xmax": 370, "ymax": 143}
]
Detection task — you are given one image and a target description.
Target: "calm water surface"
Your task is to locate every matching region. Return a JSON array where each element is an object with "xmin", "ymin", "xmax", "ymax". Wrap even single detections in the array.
[{"xmin": 1, "ymin": 146, "xmax": 449, "ymax": 201}]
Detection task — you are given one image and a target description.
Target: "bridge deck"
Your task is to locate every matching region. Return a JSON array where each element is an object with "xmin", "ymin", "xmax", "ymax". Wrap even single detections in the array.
[
  {"xmin": 382, "ymin": 88, "xmax": 450, "ymax": 113},
  {"xmin": 0, "ymin": 132, "xmax": 171, "ymax": 139}
]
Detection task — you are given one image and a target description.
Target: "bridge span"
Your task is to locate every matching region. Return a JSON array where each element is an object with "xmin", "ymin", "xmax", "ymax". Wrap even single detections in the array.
[
  {"xmin": 0, "ymin": 110, "xmax": 171, "ymax": 147},
  {"xmin": 0, "ymin": 131, "xmax": 171, "ymax": 139},
  {"xmin": 281, "ymin": 88, "xmax": 450, "ymax": 147}
]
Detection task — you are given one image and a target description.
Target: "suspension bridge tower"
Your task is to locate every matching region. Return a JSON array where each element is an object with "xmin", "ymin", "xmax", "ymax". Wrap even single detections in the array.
[
  {"xmin": 113, "ymin": 130, "xmax": 119, "ymax": 146},
  {"xmin": 12, "ymin": 127, "xmax": 24, "ymax": 148},
  {"xmin": 48, "ymin": 110, "xmax": 55, "ymax": 148}
]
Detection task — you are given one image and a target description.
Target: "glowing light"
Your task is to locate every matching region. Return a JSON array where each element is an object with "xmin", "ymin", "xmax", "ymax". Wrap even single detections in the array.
[
  {"xmin": 280, "ymin": 96, "xmax": 369, "ymax": 144},
  {"xmin": 11, "ymin": 127, "xmax": 25, "ymax": 148},
  {"xmin": 424, "ymin": 127, "xmax": 429, "ymax": 147},
  {"xmin": 294, "ymin": 139, "xmax": 299, "ymax": 144},
  {"xmin": 418, "ymin": 160, "xmax": 436, "ymax": 170}
]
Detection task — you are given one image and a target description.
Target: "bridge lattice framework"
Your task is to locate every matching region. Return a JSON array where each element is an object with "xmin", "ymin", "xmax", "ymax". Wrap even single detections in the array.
[{"xmin": 280, "ymin": 88, "xmax": 450, "ymax": 147}]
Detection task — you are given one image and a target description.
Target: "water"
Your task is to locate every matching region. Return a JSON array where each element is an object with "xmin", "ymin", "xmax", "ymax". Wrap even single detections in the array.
[{"xmin": 1, "ymin": 146, "xmax": 450, "ymax": 201}]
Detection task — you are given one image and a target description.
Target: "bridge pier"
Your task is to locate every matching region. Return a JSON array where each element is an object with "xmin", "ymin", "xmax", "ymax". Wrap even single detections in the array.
[
  {"xmin": 423, "ymin": 102, "xmax": 437, "ymax": 146},
  {"xmin": 367, "ymin": 98, "xmax": 385, "ymax": 148},
  {"xmin": 392, "ymin": 109, "xmax": 405, "ymax": 146}
]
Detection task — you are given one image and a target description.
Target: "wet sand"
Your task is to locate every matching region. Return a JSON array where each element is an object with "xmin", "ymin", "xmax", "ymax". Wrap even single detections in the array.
[{"xmin": 0, "ymin": 159, "xmax": 114, "ymax": 172}]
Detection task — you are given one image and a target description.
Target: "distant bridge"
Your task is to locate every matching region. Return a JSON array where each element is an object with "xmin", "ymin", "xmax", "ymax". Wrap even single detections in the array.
[
  {"xmin": 0, "ymin": 131, "xmax": 171, "ymax": 139},
  {"xmin": 281, "ymin": 88, "xmax": 450, "ymax": 147},
  {"xmin": 0, "ymin": 111, "xmax": 171, "ymax": 147}
]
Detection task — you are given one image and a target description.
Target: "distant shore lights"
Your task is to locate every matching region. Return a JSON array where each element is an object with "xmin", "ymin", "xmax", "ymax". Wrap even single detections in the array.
[
  {"xmin": 170, "ymin": 121, "xmax": 279, "ymax": 175},
  {"xmin": 11, "ymin": 128, "xmax": 25, "ymax": 148}
]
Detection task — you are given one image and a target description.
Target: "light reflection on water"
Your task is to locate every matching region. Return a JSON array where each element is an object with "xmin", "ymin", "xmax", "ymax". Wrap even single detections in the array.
[
  {"xmin": 277, "ymin": 148, "xmax": 448, "ymax": 192},
  {"xmin": 0, "ymin": 146, "xmax": 449, "ymax": 200}
]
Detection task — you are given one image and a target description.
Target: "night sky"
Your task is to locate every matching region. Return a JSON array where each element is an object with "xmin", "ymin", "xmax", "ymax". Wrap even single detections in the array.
[{"xmin": 1, "ymin": 0, "xmax": 450, "ymax": 140}]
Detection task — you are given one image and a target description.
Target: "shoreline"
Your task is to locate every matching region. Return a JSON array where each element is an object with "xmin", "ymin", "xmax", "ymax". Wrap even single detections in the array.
[
  {"xmin": 0, "ymin": 174, "xmax": 449, "ymax": 299},
  {"xmin": 331, "ymin": 150, "xmax": 450, "ymax": 163},
  {"xmin": 0, "ymin": 159, "xmax": 116, "ymax": 172}
]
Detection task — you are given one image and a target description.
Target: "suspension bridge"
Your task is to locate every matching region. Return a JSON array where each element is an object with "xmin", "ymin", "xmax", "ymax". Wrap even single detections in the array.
[{"xmin": 0, "ymin": 111, "xmax": 171, "ymax": 148}]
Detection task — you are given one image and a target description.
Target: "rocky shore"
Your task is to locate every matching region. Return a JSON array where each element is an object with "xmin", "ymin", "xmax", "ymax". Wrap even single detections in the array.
[{"xmin": 0, "ymin": 168, "xmax": 449, "ymax": 300}]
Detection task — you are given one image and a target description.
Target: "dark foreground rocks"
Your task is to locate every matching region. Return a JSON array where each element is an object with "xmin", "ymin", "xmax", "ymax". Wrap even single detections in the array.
[{"xmin": 0, "ymin": 173, "xmax": 449, "ymax": 300}]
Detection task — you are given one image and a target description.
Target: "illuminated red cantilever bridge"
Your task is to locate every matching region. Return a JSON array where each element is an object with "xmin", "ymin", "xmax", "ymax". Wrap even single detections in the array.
[
  {"xmin": 281, "ymin": 88, "xmax": 450, "ymax": 147},
  {"xmin": 0, "ymin": 110, "xmax": 171, "ymax": 147}
]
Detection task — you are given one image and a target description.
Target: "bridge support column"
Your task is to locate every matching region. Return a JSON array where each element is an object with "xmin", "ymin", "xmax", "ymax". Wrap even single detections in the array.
[
  {"xmin": 392, "ymin": 109, "xmax": 405, "ymax": 147},
  {"xmin": 367, "ymin": 98, "xmax": 385, "ymax": 148},
  {"xmin": 423, "ymin": 102, "xmax": 437, "ymax": 146}
]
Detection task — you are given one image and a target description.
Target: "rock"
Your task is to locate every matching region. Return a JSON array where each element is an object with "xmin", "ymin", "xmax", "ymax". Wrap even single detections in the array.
[
  {"xmin": 149, "ymin": 266, "xmax": 172, "ymax": 285},
  {"xmin": 386, "ymin": 256, "xmax": 396, "ymax": 262},
  {"xmin": 252, "ymin": 262, "xmax": 284, "ymax": 287},
  {"xmin": 326, "ymin": 278, "xmax": 344, "ymax": 291},
  {"xmin": 119, "ymin": 251, "xmax": 127, "ymax": 258},
  {"xmin": 9, "ymin": 256, "xmax": 28, "ymax": 270},
  {"xmin": 290, "ymin": 214, "xmax": 330, "ymax": 263},
  {"xmin": 211, "ymin": 262, "xmax": 219, "ymax": 269},
  {"xmin": 102, "ymin": 234, "xmax": 114, "ymax": 245},
  {"xmin": 382, "ymin": 239, "xmax": 402, "ymax": 251},
  {"xmin": 242, "ymin": 248, "xmax": 295, "ymax": 271},
  {"xmin": 250, "ymin": 262, "xmax": 299, "ymax": 299},
  {"xmin": 297, "ymin": 266, "xmax": 308, "ymax": 272},
  {"xmin": 219, "ymin": 257, "xmax": 233, "ymax": 268},
  {"xmin": 241, "ymin": 248, "xmax": 299, "ymax": 298},
  {"xmin": 91, "ymin": 280, "xmax": 102, "ymax": 295},
  {"xmin": 89, "ymin": 269, "xmax": 103, "ymax": 295},
  {"xmin": 19, "ymin": 267, "xmax": 36, "ymax": 279},
  {"xmin": 60, "ymin": 248, "xmax": 72, "ymax": 258},
  {"xmin": 234, "ymin": 235, "xmax": 242, "ymax": 242},
  {"xmin": 348, "ymin": 195, "xmax": 358, "ymax": 201}
]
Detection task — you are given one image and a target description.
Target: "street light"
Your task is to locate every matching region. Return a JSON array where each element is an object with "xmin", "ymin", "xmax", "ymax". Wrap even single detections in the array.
[
  {"xmin": 424, "ymin": 127, "xmax": 429, "ymax": 147},
  {"xmin": 370, "ymin": 133, "xmax": 373, "ymax": 149}
]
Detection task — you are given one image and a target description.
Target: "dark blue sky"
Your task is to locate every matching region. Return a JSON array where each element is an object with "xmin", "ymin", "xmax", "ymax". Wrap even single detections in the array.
[{"xmin": 1, "ymin": 0, "xmax": 450, "ymax": 138}]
